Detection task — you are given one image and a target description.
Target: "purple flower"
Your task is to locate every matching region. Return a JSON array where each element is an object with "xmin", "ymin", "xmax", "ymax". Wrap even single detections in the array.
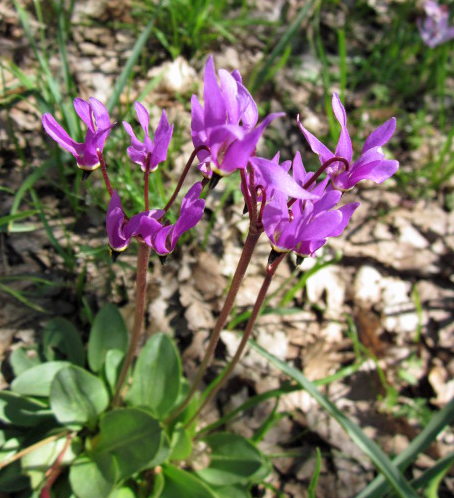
[
  {"xmin": 262, "ymin": 153, "xmax": 359, "ymax": 257},
  {"xmin": 123, "ymin": 103, "xmax": 174, "ymax": 172},
  {"xmin": 298, "ymin": 93, "xmax": 399, "ymax": 191},
  {"xmin": 106, "ymin": 190, "xmax": 164, "ymax": 252},
  {"xmin": 147, "ymin": 182, "xmax": 205, "ymax": 256},
  {"xmin": 191, "ymin": 55, "xmax": 284, "ymax": 178},
  {"xmin": 42, "ymin": 97, "xmax": 113, "ymax": 171},
  {"xmin": 418, "ymin": 1, "xmax": 454, "ymax": 48}
]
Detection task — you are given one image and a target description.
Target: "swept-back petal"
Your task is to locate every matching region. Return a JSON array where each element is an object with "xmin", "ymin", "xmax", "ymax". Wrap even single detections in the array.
[
  {"xmin": 89, "ymin": 97, "xmax": 111, "ymax": 130},
  {"xmin": 42, "ymin": 113, "xmax": 83, "ymax": 158},
  {"xmin": 73, "ymin": 98, "xmax": 93, "ymax": 131},
  {"xmin": 332, "ymin": 93, "xmax": 347, "ymax": 127},
  {"xmin": 362, "ymin": 117, "xmax": 396, "ymax": 153},
  {"xmin": 219, "ymin": 69, "xmax": 240, "ymax": 124},
  {"xmin": 134, "ymin": 102, "xmax": 150, "ymax": 135},
  {"xmin": 203, "ymin": 55, "xmax": 226, "ymax": 128},
  {"xmin": 297, "ymin": 115, "xmax": 334, "ymax": 165}
]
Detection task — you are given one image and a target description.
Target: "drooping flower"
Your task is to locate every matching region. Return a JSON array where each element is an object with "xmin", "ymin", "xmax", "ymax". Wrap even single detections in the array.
[
  {"xmin": 147, "ymin": 182, "xmax": 205, "ymax": 256},
  {"xmin": 42, "ymin": 97, "xmax": 113, "ymax": 171},
  {"xmin": 297, "ymin": 93, "xmax": 399, "ymax": 191},
  {"xmin": 123, "ymin": 103, "xmax": 174, "ymax": 172},
  {"xmin": 106, "ymin": 190, "xmax": 164, "ymax": 253},
  {"xmin": 191, "ymin": 55, "xmax": 284, "ymax": 178},
  {"xmin": 262, "ymin": 152, "xmax": 359, "ymax": 257},
  {"xmin": 418, "ymin": 0, "xmax": 454, "ymax": 48}
]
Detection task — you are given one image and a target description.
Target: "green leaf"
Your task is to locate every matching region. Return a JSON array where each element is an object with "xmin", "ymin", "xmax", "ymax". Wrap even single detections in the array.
[
  {"xmin": 197, "ymin": 433, "xmax": 264, "ymax": 486},
  {"xmin": 125, "ymin": 333, "xmax": 181, "ymax": 419},
  {"xmin": 50, "ymin": 365, "xmax": 109, "ymax": 430},
  {"xmin": 22, "ymin": 435, "xmax": 80, "ymax": 490},
  {"xmin": 9, "ymin": 348, "xmax": 41, "ymax": 377},
  {"xmin": 69, "ymin": 454, "xmax": 117, "ymax": 498},
  {"xmin": 104, "ymin": 349, "xmax": 125, "ymax": 395},
  {"xmin": 212, "ymin": 484, "xmax": 251, "ymax": 498},
  {"xmin": 169, "ymin": 426, "xmax": 192, "ymax": 461},
  {"xmin": 161, "ymin": 465, "xmax": 218, "ymax": 498},
  {"xmin": 94, "ymin": 408, "xmax": 162, "ymax": 479},
  {"xmin": 108, "ymin": 488, "xmax": 136, "ymax": 498},
  {"xmin": 148, "ymin": 431, "xmax": 171, "ymax": 469},
  {"xmin": 42, "ymin": 318, "xmax": 85, "ymax": 366},
  {"xmin": 250, "ymin": 340, "xmax": 419, "ymax": 498},
  {"xmin": 88, "ymin": 304, "xmax": 128, "ymax": 373},
  {"xmin": 0, "ymin": 391, "xmax": 51, "ymax": 427},
  {"xmin": 356, "ymin": 397, "xmax": 454, "ymax": 498},
  {"xmin": 11, "ymin": 361, "xmax": 69, "ymax": 397},
  {"xmin": 0, "ymin": 461, "xmax": 30, "ymax": 492}
]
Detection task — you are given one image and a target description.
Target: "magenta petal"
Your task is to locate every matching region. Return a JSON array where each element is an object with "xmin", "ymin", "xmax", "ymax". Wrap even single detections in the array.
[
  {"xmin": 250, "ymin": 157, "xmax": 318, "ymax": 200},
  {"xmin": 297, "ymin": 115, "xmax": 334, "ymax": 165},
  {"xmin": 236, "ymin": 81, "xmax": 258, "ymax": 131},
  {"xmin": 335, "ymin": 126, "xmax": 352, "ymax": 163},
  {"xmin": 153, "ymin": 225, "xmax": 173, "ymax": 255},
  {"xmin": 349, "ymin": 159, "xmax": 399, "ymax": 186},
  {"xmin": 73, "ymin": 98, "xmax": 93, "ymax": 131},
  {"xmin": 362, "ymin": 118, "xmax": 396, "ymax": 153},
  {"xmin": 332, "ymin": 93, "xmax": 347, "ymax": 127},
  {"xmin": 42, "ymin": 113, "xmax": 83, "ymax": 158},
  {"xmin": 312, "ymin": 191, "xmax": 342, "ymax": 216},
  {"xmin": 89, "ymin": 98, "xmax": 110, "ymax": 131},
  {"xmin": 221, "ymin": 113, "xmax": 284, "ymax": 175},
  {"xmin": 134, "ymin": 102, "xmax": 150, "ymax": 135},
  {"xmin": 219, "ymin": 69, "xmax": 240, "ymax": 124},
  {"xmin": 329, "ymin": 203, "xmax": 360, "ymax": 237},
  {"xmin": 262, "ymin": 193, "xmax": 289, "ymax": 245},
  {"xmin": 203, "ymin": 56, "xmax": 226, "ymax": 128},
  {"xmin": 297, "ymin": 210, "xmax": 342, "ymax": 240},
  {"xmin": 106, "ymin": 191, "xmax": 129, "ymax": 250},
  {"xmin": 123, "ymin": 121, "xmax": 143, "ymax": 149}
]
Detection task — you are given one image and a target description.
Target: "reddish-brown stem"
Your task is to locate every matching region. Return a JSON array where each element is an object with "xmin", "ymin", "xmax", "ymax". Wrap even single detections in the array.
[
  {"xmin": 112, "ymin": 242, "xmax": 151, "ymax": 406},
  {"xmin": 165, "ymin": 228, "xmax": 262, "ymax": 424},
  {"xmin": 40, "ymin": 433, "xmax": 72, "ymax": 498},
  {"xmin": 144, "ymin": 153, "xmax": 152, "ymax": 211},
  {"xmin": 187, "ymin": 252, "xmax": 287, "ymax": 427},
  {"xmin": 256, "ymin": 185, "xmax": 266, "ymax": 229},
  {"xmin": 97, "ymin": 150, "xmax": 113, "ymax": 197},
  {"xmin": 288, "ymin": 155, "xmax": 350, "ymax": 208},
  {"xmin": 163, "ymin": 145, "xmax": 210, "ymax": 214},
  {"xmin": 240, "ymin": 169, "xmax": 253, "ymax": 218},
  {"xmin": 248, "ymin": 166, "xmax": 258, "ymax": 225}
]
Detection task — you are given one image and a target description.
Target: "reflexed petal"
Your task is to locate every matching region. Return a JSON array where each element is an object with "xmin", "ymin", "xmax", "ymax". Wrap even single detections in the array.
[
  {"xmin": 154, "ymin": 110, "xmax": 171, "ymax": 142},
  {"xmin": 335, "ymin": 126, "xmax": 352, "ymax": 164},
  {"xmin": 203, "ymin": 55, "xmax": 226, "ymax": 128},
  {"xmin": 134, "ymin": 101, "xmax": 150, "ymax": 135},
  {"xmin": 262, "ymin": 193, "xmax": 289, "ymax": 245},
  {"xmin": 329, "ymin": 202, "xmax": 360, "ymax": 237},
  {"xmin": 153, "ymin": 225, "xmax": 173, "ymax": 255},
  {"xmin": 348, "ymin": 159, "xmax": 399, "ymax": 186},
  {"xmin": 42, "ymin": 113, "xmax": 83, "ymax": 158},
  {"xmin": 220, "ymin": 113, "xmax": 284, "ymax": 175},
  {"xmin": 89, "ymin": 98, "xmax": 111, "ymax": 131},
  {"xmin": 127, "ymin": 146, "xmax": 147, "ymax": 167},
  {"xmin": 311, "ymin": 190, "xmax": 342, "ymax": 216},
  {"xmin": 125, "ymin": 211, "xmax": 163, "ymax": 241},
  {"xmin": 73, "ymin": 98, "xmax": 93, "ymax": 131},
  {"xmin": 332, "ymin": 93, "xmax": 347, "ymax": 127},
  {"xmin": 106, "ymin": 191, "xmax": 129, "ymax": 250},
  {"xmin": 219, "ymin": 69, "xmax": 240, "ymax": 124},
  {"xmin": 122, "ymin": 121, "xmax": 143, "ymax": 150},
  {"xmin": 362, "ymin": 118, "xmax": 396, "ymax": 153},
  {"xmin": 297, "ymin": 210, "xmax": 342, "ymax": 240},
  {"xmin": 292, "ymin": 151, "xmax": 309, "ymax": 186},
  {"xmin": 297, "ymin": 115, "xmax": 334, "ymax": 165},
  {"xmin": 236, "ymin": 81, "xmax": 258, "ymax": 131},
  {"xmin": 250, "ymin": 157, "xmax": 318, "ymax": 200}
]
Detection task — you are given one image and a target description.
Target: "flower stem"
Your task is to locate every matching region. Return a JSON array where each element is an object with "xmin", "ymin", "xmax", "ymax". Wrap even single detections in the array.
[
  {"xmin": 165, "ymin": 228, "xmax": 262, "ymax": 424},
  {"xmin": 112, "ymin": 242, "xmax": 151, "ymax": 406},
  {"xmin": 186, "ymin": 252, "xmax": 287, "ymax": 427},
  {"xmin": 163, "ymin": 145, "xmax": 210, "ymax": 214},
  {"xmin": 97, "ymin": 150, "xmax": 113, "ymax": 197}
]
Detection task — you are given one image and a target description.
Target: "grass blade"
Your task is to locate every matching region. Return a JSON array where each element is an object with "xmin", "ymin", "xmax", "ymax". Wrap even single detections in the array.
[
  {"xmin": 249, "ymin": 340, "xmax": 419, "ymax": 498},
  {"xmin": 356, "ymin": 397, "xmax": 454, "ymax": 498},
  {"xmin": 248, "ymin": 0, "xmax": 316, "ymax": 92},
  {"xmin": 106, "ymin": 0, "xmax": 163, "ymax": 114}
]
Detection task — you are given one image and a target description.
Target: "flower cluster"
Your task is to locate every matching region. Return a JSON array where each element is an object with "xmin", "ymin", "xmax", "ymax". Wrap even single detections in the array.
[
  {"xmin": 418, "ymin": 0, "xmax": 454, "ymax": 48},
  {"xmin": 42, "ymin": 56, "xmax": 398, "ymax": 264}
]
